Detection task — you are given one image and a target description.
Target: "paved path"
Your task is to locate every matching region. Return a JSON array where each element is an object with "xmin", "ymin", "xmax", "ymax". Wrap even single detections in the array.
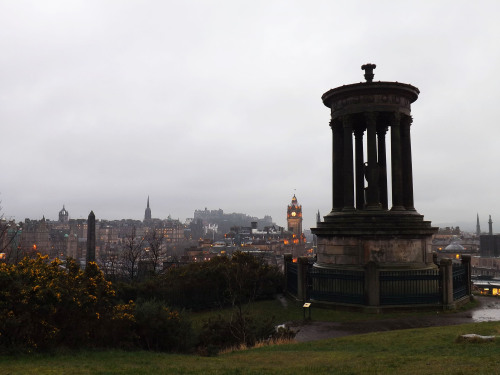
[{"xmin": 292, "ymin": 296, "xmax": 500, "ymax": 342}]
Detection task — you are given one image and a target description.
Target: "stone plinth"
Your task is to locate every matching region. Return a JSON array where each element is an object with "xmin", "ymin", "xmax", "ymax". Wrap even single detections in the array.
[{"xmin": 314, "ymin": 211, "xmax": 437, "ymax": 268}]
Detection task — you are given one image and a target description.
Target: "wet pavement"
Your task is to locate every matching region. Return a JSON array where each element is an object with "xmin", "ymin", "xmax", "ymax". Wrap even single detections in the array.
[
  {"xmin": 470, "ymin": 297, "xmax": 500, "ymax": 322},
  {"xmin": 293, "ymin": 296, "xmax": 500, "ymax": 342}
]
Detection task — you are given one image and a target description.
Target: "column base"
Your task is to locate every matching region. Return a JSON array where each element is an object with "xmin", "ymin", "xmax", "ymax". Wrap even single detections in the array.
[{"xmin": 390, "ymin": 205, "xmax": 406, "ymax": 211}]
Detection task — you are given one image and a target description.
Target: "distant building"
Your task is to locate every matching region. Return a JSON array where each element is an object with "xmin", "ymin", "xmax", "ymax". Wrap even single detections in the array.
[
  {"xmin": 19, "ymin": 217, "xmax": 51, "ymax": 256},
  {"xmin": 193, "ymin": 207, "xmax": 274, "ymax": 236},
  {"xmin": 59, "ymin": 205, "xmax": 69, "ymax": 223},
  {"xmin": 480, "ymin": 235, "xmax": 500, "ymax": 257},
  {"xmin": 286, "ymin": 194, "xmax": 303, "ymax": 238},
  {"xmin": 479, "ymin": 215, "xmax": 500, "ymax": 257}
]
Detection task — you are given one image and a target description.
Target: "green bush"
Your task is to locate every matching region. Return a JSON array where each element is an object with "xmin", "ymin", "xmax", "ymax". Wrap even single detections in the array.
[
  {"xmin": 0, "ymin": 252, "xmax": 281, "ymax": 354},
  {"xmin": 197, "ymin": 310, "xmax": 276, "ymax": 355},
  {"xmin": 134, "ymin": 299, "xmax": 194, "ymax": 352},
  {"xmin": 115, "ymin": 252, "xmax": 283, "ymax": 311}
]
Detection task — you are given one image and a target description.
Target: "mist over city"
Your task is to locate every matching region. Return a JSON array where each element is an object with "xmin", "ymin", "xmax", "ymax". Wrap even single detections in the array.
[{"xmin": 2, "ymin": 2, "xmax": 500, "ymax": 232}]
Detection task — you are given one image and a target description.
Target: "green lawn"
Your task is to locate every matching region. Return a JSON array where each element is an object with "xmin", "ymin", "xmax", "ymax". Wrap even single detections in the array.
[
  {"xmin": 2, "ymin": 321, "xmax": 499, "ymax": 375},
  {"xmin": 188, "ymin": 296, "xmax": 466, "ymax": 329}
]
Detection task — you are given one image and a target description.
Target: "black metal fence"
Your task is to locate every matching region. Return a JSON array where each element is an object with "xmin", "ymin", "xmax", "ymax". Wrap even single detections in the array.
[
  {"xmin": 285, "ymin": 257, "xmax": 471, "ymax": 307},
  {"xmin": 286, "ymin": 262, "xmax": 298, "ymax": 297},
  {"xmin": 308, "ymin": 267, "xmax": 365, "ymax": 304},
  {"xmin": 453, "ymin": 263, "xmax": 468, "ymax": 301},
  {"xmin": 379, "ymin": 269, "xmax": 441, "ymax": 305}
]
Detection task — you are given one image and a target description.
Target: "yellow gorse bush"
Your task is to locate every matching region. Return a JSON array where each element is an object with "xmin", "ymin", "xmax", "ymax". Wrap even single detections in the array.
[{"xmin": 0, "ymin": 254, "xmax": 119, "ymax": 351}]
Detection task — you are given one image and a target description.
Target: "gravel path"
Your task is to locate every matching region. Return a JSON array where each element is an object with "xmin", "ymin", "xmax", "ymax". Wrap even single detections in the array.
[{"xmin": 292, "ymin": 296, "xmax": 500, "ymax": 342}]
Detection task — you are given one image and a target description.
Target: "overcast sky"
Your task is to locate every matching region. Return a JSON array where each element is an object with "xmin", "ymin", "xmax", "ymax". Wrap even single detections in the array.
[{"xmin": 1, "ymin": 1, "xmax": 499, "ymax": 231}]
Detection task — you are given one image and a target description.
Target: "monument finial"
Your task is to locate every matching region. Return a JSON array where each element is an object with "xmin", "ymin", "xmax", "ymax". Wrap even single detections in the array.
[{"xmin": 361, "ymin": 63, "xmax": 376, "ymax": 82}]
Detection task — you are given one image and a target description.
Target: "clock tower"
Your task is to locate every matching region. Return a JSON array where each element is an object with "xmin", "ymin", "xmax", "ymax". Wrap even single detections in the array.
[{"xmin": 287, "ymin": 194, "xmax": 303, "ymax": 237}]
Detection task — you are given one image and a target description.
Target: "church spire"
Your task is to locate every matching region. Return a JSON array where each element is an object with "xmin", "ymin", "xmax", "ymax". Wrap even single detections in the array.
[
  {"xmin": 476, "ymin": 213, "xmax": 481, "ymax": 237},
  {"xmin": 144, "ymin": 196, "xmax": 152, "ymax": 222}
]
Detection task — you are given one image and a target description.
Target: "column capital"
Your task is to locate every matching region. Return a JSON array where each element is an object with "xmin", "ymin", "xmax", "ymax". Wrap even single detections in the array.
[
  {"xmin": 342, "ymin": 115, "xmax": 354, "ymax": 128},
  {"xmin": 376, "ymin": 125, "xmax": 388, "ymax": 136},
  {"xmin": 401, "ymin": 115, "xmax": 413, "ymax": 127},
  {"xmin": 391, "ymin": 111, "xmax": 401, "ymax": 125},
  {"xmin": 353, "ymin": 127, "xmax": 364, "ymax": 138}
]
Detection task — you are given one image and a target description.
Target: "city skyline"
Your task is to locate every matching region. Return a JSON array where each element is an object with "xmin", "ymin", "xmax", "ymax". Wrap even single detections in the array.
[
  {"xmin": 3, "ymin": 198, "xmax": 484, "ymax": 234},
  {"xmin": 2, "ymin": 1, "xmax": 500, "ymax": 232}
]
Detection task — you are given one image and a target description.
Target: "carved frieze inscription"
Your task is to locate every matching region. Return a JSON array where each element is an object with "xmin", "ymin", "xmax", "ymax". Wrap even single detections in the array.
[{"xmin": 331, "ymin": 94, "xmax": 411, "ymax": 113}]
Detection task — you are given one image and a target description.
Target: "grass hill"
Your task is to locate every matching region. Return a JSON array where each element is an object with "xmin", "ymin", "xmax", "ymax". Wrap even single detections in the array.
[{"xmin": 2, "ymin": 298, "xmax": 499, "ymax": 375}]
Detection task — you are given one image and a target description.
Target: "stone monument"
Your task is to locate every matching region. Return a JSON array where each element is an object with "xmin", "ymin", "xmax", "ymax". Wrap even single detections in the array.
[
  {"xmin": 313, "ymin": 64, "xmax": 437, "ymax": 270},
  {"xmin": 86, "ymin": 210, "xmax": 96, "ymax": 264}
]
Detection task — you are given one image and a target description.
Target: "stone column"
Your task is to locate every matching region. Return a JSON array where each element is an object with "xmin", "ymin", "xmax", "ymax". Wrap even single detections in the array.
[
  {"xmin": 377, "ymin": 125, "xmax": 388, "ymax": 210},
  {"xmin": 331, "ymin": 120, "xmax": 344, "ymax": 212},
  {"xmin": 342, "ymin": 115, "xmax": 355, "ymax": 211},
  {"xmin": 390, "ymin": 112, "xmax": 405, "ymax": 210},
  {"xmin": 365, "ymin": 112, "xmax": 380, "ymax": 209},
  {"xmin": 86, "ymin": 210, "xmax": 96, "ymax": 264},
  {"xmin": 365, "ymin": 261, "xmax": 380, "ymax": 308},
  {"xmin": 440, "ymin": 258, "xmax": 454, "ymax": 309},
  {"xmin": 401, "ymin": 116, "xmax": 415, "ymax": 211},
  {"xmin": 354, "ymin": 127, "xmax": 365, "ymax": 210}
]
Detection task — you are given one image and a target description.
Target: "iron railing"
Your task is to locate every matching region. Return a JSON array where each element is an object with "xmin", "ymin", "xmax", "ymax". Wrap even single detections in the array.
[
  {"xmin": 379, "ymin": 269, "xmax": 441, "ymax": 305},
  {"xmin": 286, "ymin": 262, "xmax": 298, "ymax": 297},
  {"xmin": 308, "ymin": 267, "xmax": 365, "ymax": 305},
  {"xmin": 452, "ymin": 263, "xmax": 468, "ymax": 301},
  {"xmin": 285, "ymin": 258, "xmax": 469, "ymax": 307}
]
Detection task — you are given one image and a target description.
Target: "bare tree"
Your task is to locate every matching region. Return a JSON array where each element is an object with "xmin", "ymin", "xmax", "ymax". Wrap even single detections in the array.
[
  {"xmin": 120, "ymin": 226, "xmax": 145, "ymax": 281},
  {"xmin": 98, "ymin": 242, "xmax": 120, "ymax": 280},
  {"xmin": 0, "ymin": 199, "xmax": 22, "ymax": 263},
  {"xmin": 143, "ymin": 227, "xmax": 165, "ymax": 274}
]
